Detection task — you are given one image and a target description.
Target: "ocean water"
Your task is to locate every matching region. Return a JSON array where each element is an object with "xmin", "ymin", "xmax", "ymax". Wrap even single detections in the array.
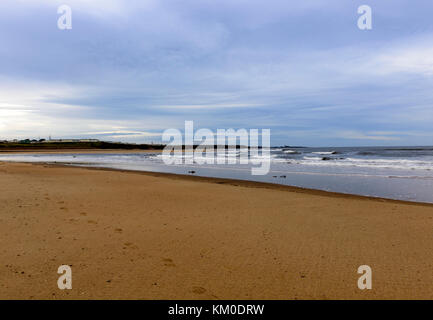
[{"xmin": 1, "ymin": 146, "xmax": 433, "ymax": 203}]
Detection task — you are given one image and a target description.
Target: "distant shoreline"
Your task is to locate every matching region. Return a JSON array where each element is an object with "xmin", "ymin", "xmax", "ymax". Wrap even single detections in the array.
[
  {"xmin": 0, "ymin": 141, "xmax": 165, "ymax": 152},
  {"xmin": 0, "ymin": 148, "xmax": 163, "ymax": 154}
]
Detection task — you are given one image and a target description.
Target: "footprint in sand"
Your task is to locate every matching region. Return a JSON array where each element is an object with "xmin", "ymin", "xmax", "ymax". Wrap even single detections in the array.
[
  {"xmin": 115, "ymin": 228, "xmax": 123, "ymax": 233},
  {"xmin": 87, "ymin": 220, "xmax": 98, "ymax": 224},
  {"xmin": 123, "ymin": 242, "xmax": 139, "ymax": 249},
  {"xmin": 162, "ymin": 258, "xmax": 176, "ymax": 267},
  {"xmin": 192, "ymin": 286, "xmax": 206, "ymax": 294}
]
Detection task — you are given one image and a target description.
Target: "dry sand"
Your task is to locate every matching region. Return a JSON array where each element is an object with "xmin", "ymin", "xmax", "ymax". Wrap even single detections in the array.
[{"xmin": 0, "ymin": 161, "xmax": 432, "ymax": 299}]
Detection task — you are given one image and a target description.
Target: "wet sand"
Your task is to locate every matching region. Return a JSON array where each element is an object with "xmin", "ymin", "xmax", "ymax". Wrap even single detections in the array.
[{"xmin": 0, "ymin": 161, "xmax": 432, "ymax": 299}]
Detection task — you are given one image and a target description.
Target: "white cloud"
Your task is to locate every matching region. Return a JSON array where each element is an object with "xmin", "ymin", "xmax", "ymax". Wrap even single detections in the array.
[
  {"xmin": 155, "ymin": 103, "xmax": 262, "ymax": 110},
  {"xmin": 11, "ymin": 0, "xmax": 131, "ymax": 17},
  {"xmin": 374, "ymin": 46, "xmax": 433, "ymax": 76},
  {"xmin": 85, "ymin": 130, "xmax": 160, "ymax": 136},
  {"xmin": 336, "ymin": 131, "xmax": 401, "ymax": 141}
]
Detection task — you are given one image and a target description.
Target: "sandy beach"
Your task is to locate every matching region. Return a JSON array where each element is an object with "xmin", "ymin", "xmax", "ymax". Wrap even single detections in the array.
[{"xmin": 0, "ymin": 161, "xmax": 432, "ymax": 300}]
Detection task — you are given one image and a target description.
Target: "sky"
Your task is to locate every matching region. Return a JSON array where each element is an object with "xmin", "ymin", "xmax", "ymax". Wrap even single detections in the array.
[{"xmin": 0, "ymin": 0, "xmax": 433, "ymax": 146}]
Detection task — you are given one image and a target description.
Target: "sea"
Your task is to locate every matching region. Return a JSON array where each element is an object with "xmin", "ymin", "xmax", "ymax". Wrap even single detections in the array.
[{"xmin": 1, "ymin": 146, "xmax": 433, "ymax": 203}]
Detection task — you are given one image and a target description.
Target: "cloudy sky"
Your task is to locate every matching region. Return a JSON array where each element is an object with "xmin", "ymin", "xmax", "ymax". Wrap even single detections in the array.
[{"xmin": 1, "ymin": 0, "xmax": 433, "ymax": 146}]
